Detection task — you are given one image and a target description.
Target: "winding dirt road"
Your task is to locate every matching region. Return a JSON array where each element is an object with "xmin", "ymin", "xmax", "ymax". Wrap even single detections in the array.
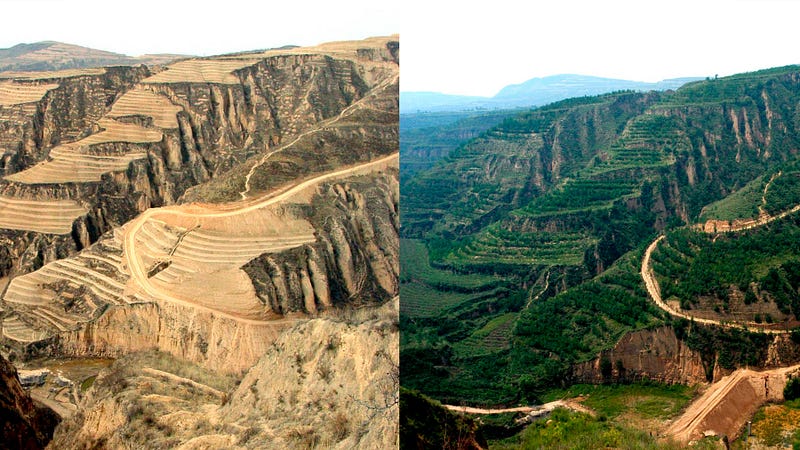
[
  {"xmin": 640, "ymin": 203, "xmax": 800, "ymax": 334},
  {"xmin": 239, "ymin": 73, "xmax": 399, "ymax": 200},
  {"xmin": 444, "ymin": 399, "xmax": 594, "ymax": 418},
  {"xmin": 122, "ymin": 152, "xmax": 398, "ymax": 326}
]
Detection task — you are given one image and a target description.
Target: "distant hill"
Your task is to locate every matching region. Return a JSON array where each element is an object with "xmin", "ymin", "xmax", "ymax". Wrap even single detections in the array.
[
  {"xmin": 0, "ymin": 41, "xmax": 190, "ymax": 72},
  {"xmin": 401, "ymin": 74, "xmax": 702, "ymax": 112}
]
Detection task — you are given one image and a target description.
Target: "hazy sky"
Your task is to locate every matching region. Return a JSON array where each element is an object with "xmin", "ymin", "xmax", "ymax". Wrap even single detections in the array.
[
  {"xmin": 0, "ymin": 0, "xmax": 398, "ymax": 57},
  {"xmin": 1, "ymin": 1, "xmax": 799, "ymax": 97},
  {"xmin": 400, "ymin": 0, "xmax": 800, "ymax": 96}
]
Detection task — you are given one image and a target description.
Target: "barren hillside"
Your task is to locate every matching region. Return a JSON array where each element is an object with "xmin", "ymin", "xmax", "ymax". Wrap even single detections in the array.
[{"xmin": 0, "ymin": 35, "xmax": 398, "ymax": 448}]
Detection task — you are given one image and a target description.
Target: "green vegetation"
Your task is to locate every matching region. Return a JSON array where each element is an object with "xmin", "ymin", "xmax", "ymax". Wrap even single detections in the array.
[
  {"xmin": 744, "ymin": 397, "xmax": 800, "ymax": 448},
  {"xmin": 401, "ymin": 109, "xmax": 519, "ymax": 179},
  {"xmin": 399, "ymin": 282, "xmax": 505, "ymax": 318},
  {"xmin": 542, "ymin": 382, "xmax": 696, "ymax": 420},
  {"xmin": 652, "ymin": 217, "xmax": 800, "ymax": 318},
  {"xmin": 786, "ymin": 378, "xmax": 800, "ymax": 401},
  {"xmin": 453, "ymin": 312, "xmax": 517, "ymax": 358},
  {"xmin": 399, "ymin": 387, "xmax": 486, "ymax": 450},
  {"xmin": 516, "ymin": 178, "xmax": 640, "ymax": 217},
  {"xmin": 490, "ymin": 408, "xmax": 718, "ymax": 450},
  {"xmin": 699, "ymin": 174, "xmax": 765, "ymax": 221},
  {"xmin": 446, "ymin": 227, "xmax": 597, "ymax": 268},
  {"xmin": 400, "ymin": 239, "xmax": 498, "ymax": 290},
  {"xmin": 765, "ymin": 171, "xmax": 800, "ymax": 215},
  {"xmin": 399, "ymin": 239, "xmax": 505, "ymax": 318},
  {"xmin": 401, "ymin": 65, "xmax": 800, "ymax": 411}
]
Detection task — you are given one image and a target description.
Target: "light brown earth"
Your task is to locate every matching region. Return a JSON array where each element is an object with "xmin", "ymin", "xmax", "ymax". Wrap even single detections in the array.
[
  {"xmin": 444, "ymin": 399, "xmax": 595, "ymax": 418},
  {"xmin": 664, "ymin": 364, "xmax": 800, "ymax": 444}
]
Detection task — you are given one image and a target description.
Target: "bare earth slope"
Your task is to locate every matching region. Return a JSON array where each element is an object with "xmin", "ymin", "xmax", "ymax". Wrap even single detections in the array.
[
  {"xmin": 49, "ymin": 300, "xmax": 398, "ymax": 449},
  {"xmin": 0, "ymin": 35, "xmax": 398, "ymax": 372},
  {"xmin": 665, "ymin": 364, "xmax": 800, "ymax": 444}
]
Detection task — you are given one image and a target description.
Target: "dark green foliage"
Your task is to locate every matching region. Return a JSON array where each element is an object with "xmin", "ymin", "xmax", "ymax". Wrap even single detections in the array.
[
  {"xmin": 399, "ymin": 388, "xmax": 487, "ymax": 450},
  {"xmin": 652, "ymin": 216, "xmax": 800, "ymax": 318},
  {"xmin": 784, "ymin": 378, "xmax": 800, "ymax": 401},
  {"xmin": 401, "ymin": 65, "xmax": 800, "ymax": 408},
  {"xmin": 677, "ymin": 322, "xmax": 770, "ymax": 380},
  {"xmin": 766, "ymin": 171, "xmax": 800, "ymax": 215}
]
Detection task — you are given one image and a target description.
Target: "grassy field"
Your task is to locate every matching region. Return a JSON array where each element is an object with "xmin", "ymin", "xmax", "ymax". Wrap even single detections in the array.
[
  {"xmin": 489, "ymin": 407, "xmax": 720, "ymax": 450},
  {"xmin": 489, "ymin": 382, "xmax": 709, "ymax": 450},
  {"xmin": 542, "ymin": 382, "xmax": 696, "ymax": 421}
]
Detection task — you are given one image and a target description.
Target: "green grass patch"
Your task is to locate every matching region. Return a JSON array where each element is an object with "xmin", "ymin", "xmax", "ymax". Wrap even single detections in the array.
[
  {"xmin": 489, "ymin": 407, "xmax": 712, "ymax": 450},
  {"xmin": 542, "ymin": 382, "xmax": 696, "ymax": 421},
  {"xmin": 699, "ymin": 174, "xmax": 766, "ymax": 221},
  {"xmin": 80, "ymin": 375, "xmax": 96, "ymax": 392}
]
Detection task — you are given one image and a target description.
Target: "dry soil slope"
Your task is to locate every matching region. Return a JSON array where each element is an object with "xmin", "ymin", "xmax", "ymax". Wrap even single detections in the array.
[
  {"xmin": 665, "ymin": 364, "xmax": 800, "ymax": 444},
  {"xmin": 0, "ymin": 36, "xmax": 399, "ymax": 376},
  {"xmin": 48, "ymin": 300, "xmax": 399, "ymax": 450}
]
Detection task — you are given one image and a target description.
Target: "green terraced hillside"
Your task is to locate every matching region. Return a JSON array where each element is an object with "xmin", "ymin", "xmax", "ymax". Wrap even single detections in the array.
[{"xmin": 401, "ymin": 65, "xmax": 800, "ymax": 408}]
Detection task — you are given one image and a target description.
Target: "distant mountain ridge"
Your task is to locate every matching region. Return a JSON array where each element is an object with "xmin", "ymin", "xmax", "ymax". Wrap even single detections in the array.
[
  {"xmin": 401, "ymin": 74, "xmax": 702, "ymax": 112},
  {"xmin": 0, "ymin": 41, "xmax": 190, "ymax": 72}
]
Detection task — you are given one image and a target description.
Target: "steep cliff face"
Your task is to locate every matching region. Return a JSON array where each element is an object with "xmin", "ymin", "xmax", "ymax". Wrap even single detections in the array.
[
  {"xmin": 573, "ymin": 325, "xmax": 800, "ymax": 387},
  {"xmin": 243, "ymin": 171, "xmax": 399, "ymax": 315},
  {"xmin": 0, "ymin": 354, "xmax": 60, "ymax": 449},
  {"xmin": 572, "ymin": 327, "xmax": 706, "ymax": 385}
]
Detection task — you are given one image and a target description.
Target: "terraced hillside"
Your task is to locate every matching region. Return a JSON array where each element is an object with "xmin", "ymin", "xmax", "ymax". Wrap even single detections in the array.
[
  {"xmin": 0, "ymin": 36, "xmax": 398, "ymax": 288},
  {"xmin": 0, "ymin": 36, "xmax": 399, "ymax": 377},
  {"xmin": 401, "ymin": 65, "xmax": 800, "ymax": 408}
]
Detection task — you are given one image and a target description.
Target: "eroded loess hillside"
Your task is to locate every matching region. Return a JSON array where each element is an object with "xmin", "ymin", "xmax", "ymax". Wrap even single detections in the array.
[{"xmin": 0, "ymin": 35, "xmax": 398, "ymax": 448}]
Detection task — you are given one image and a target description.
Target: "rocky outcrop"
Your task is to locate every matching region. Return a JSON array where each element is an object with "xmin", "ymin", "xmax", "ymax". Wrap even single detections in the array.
[
  {"xmin": 0, "ymin": 354, "xmax": 60, "ymax": 449},
  {"xmin": 572, "ymin": 326, "xmax": 706, "ymax": 385},
  {"xmin": 243, "ymin": 171, "xmax": 399, "ymax": 315}
]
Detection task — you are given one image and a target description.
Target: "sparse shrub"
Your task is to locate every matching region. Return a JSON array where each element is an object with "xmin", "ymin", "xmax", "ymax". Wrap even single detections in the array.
[
  {"xmin": 287, "ymin": 426, "xmax": 319, "ymax": 449},
  {"xmin": 316, "ymin": 363, "xmax": 332, "ymax": 382},
  {"xmin": 791, "ymin": 328, "xmax": 800, "ymax": 344},
  {"xmin": 600, "ymin": 357, "xmax": 613, "ymax": 380},
  {"xmin": 330, "ymin": 412, "xmax": 350, "ymax": 441},
  {"xmin": 326, "ymin": 336, "xmax": 340, "ymax": 352},
  {"xmin": 238, "ymin": 425, "xmax": 261, "ymax": 444}
]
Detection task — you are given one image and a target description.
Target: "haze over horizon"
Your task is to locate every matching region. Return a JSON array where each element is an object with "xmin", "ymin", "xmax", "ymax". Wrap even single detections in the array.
[{"xmin": 400, "ymin": 0, "xmax": 800, "ymax": 96}]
